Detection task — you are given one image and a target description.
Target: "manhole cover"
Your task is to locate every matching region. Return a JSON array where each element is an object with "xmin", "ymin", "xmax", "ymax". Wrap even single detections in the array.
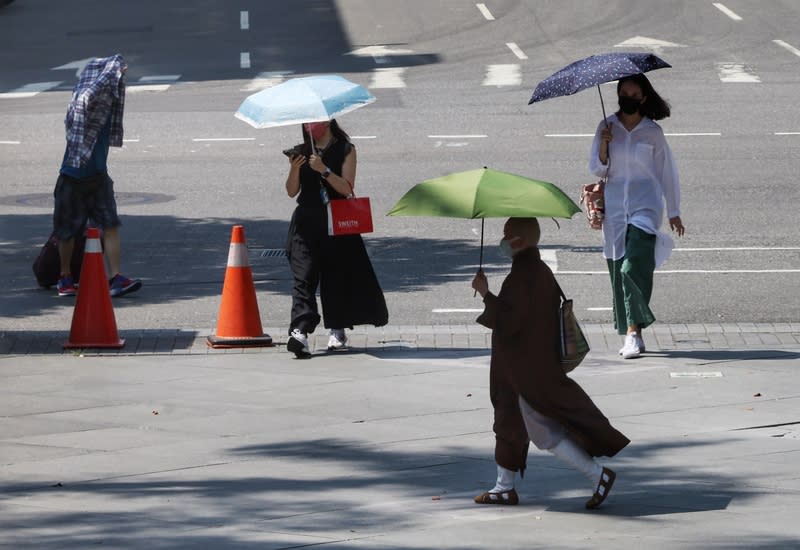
[{"xmin": 0, "ymin": 192, "xmax": 175, "ymax": 207}]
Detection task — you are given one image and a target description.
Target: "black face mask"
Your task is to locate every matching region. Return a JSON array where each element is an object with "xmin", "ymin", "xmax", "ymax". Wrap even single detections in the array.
[{"xmin": 618, "ymin": 96, "xmax": 642, "ymax": 115}]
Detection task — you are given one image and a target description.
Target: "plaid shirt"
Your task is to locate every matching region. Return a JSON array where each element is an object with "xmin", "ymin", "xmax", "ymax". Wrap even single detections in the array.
[{"xmin": 63, "ymin": 54, "xmax": 126, "ymax": 168}]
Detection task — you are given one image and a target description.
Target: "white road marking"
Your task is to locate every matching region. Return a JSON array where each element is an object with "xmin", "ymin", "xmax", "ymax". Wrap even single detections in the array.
[
  {"xmin": 665, "ymin": 132, "xmax": 721, "ymax": 137},
  {"xmin": 559, "ymin": 270, "xmax": 800, "ymax": 274},
  {"xmin": 670, "ymin": 372, "xmax": 723, "ymax": 378},
  {"xmin": 370, "ymin": 67, "xmax": 406, "ymax": 88},
  {"xmin": 0, "ymin": 140, "xmax": 21, "ymax": 144},
  {"xmin": 483, "ymin": 64, "xmax": 521, "ymax": 86},
  {"xmin": 774, "ymin": 39, "xmax": 800, "ymax": 58},
  {"xmin": 775, "ymin": 132, "xmax": 800, "ymax": 136},
  {"xmin": 351, "ymin": 136, "xmax": 377, "ymax": 139},
  {"xmin": 0, "ymin": 81, "xmax": 62, "ymax": 98},
  {"xmin": 192, "ymin": 138, "xmax": 256, "ymax": 142},
  {"xmin": 476, "ymin": 3, "xmax": 495, "ymax": 20},
  {"xmin": 432, "ymin": 309, "xmax": 484, "ymax": 313},
  {"xmin": 545, "ymin": 133, "xmax": 720, "ymax": 137},
  {"xmin": 506, "ymin": 43, "xmax": 528, "ymax": 60},
  {"xmin": 541, "ymin": 249, "xmax": 558, "ymax": 272},
  {"xmin": 139, "ymin": 75, "xmax": 181, "ymax": 83},
  {"xmin": 428, "ymin": 134, "xmax": 487, "ymax": 139},
  {"xmin": 717, "ymin": 63, "xmax": 760, "ymax": 82},
  {"xmin": 128, "ymin": 75, "xmax": 181, "ymax": 93},
  {"xmin": 347, "ymin": 45, "xmax": 414, "ymax": 64},
  {"xmin": 127, "ymin": 85, "xmax": 169, "ymax": 92},
  {"xmin": 122, "ymin": 139, "xmax": 140, "ymax": 143},
  {"xmin": 51, "ymin": 57, "xmax": 94, "ymax": 76},
  {"xmin": 241, "ymin": 71, "xmax": 292, "ymax": 92},
  {"xmin": 713, "ymin": 3, "xmax": 743, "ymax": 21},
  {"xmin": 433, "ymin": 141, "xmax": 470, "ymax": 147},
  {"xmin": 614, "ymin": 36, "xmax": 686, "ymax": 55},
  {"xmin": 240, "ymin": 10, "xmax": 249, "ymax": 30},
  {"xmin": 587, "ymin": 307, "xmax": 613, "ymax": 311},
  {"xmin": 241, "ymin": 52, "xmax": 251, "ymax": 69},
  {"xmin": 675, "ymin": 247, "xmax": 800, "ymax": 251}
]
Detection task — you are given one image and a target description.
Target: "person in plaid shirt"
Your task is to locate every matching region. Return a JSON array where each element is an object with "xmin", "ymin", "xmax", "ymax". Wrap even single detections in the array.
[{"xmin": 53, "ymin": 54, "xmax": 141, "ymax": 297}]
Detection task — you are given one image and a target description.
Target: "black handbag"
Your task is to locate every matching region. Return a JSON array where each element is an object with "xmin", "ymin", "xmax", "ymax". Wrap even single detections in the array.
[{"xmin": 32, "ymin": 232, "xmax": 87, "ymax": 288}]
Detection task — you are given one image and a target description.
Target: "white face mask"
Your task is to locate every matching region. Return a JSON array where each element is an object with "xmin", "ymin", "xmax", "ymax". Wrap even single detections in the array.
[{"xmin": 499, "ymin": 237, "xmax": 517, "ymax": 258}]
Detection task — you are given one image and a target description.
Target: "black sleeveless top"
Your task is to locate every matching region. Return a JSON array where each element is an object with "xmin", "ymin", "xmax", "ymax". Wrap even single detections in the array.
[{"xmin": 295, "ymin": 138, "xmax": 353, "ymax": 208}]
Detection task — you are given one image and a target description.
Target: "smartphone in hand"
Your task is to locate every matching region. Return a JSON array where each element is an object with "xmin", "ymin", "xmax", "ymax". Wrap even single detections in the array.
[{"xmin": 283, "ymin": 146, "xmax": 304, "ymax": 159}]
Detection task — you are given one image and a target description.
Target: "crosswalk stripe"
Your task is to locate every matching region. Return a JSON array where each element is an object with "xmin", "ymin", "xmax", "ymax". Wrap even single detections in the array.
[
  {"xmin": 128, "ymin": 75, "xmax": 181, "ymax": 93},
  {"xmin": 717, "ymin": 63, "xmax": 760, "ymax": 82},
  {"xmin": 0, "ymin": 81, "xmax": 62, "ymax": 99},
  {"xmin": 242, "ymin": 71, "xmax": 292, "ymax": 92},
  {"xmin": 482, "ymin": 64, "xmax": 521, "ymax": 86},
  {"xmin": 370, "ymin": 67, "xmax": 406, "ymax": 88}
]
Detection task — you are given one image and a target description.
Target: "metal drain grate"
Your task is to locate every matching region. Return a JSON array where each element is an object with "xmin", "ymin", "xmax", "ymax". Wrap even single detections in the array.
[{"xmin": 249, "ymin": 248, "xmax": 287, "ymax": 258}]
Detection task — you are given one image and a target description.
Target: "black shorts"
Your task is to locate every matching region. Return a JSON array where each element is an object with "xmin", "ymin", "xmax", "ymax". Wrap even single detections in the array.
[{"xmin": 52, "ymin": 173, "xmax": 121, "ymax": 240}]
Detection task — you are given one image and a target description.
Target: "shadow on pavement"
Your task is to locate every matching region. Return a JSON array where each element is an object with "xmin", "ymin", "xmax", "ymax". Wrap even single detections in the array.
[
  {"xmin": 2, "ymin": 211, "xmax": 495, "ymax": 321},
  {"xmin": 650, "ymin": 349, "xmax": 800, "ymax": 363},
  {"xmin": 0, "ymin": 0, "xmax": 440, "ymax": 91}
]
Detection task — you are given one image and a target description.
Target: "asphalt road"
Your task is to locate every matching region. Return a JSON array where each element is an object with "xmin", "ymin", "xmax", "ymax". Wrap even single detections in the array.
[{"xmin": 1, "ymin": 0, "xmax": 798, "ymax": 332}]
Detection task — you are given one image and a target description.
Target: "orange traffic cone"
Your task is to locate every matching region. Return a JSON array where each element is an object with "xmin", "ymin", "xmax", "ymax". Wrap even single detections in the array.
[
  {"xmin": 64, "ymin": 227, "xmax": 125, "ymax": 349},
  {"xmin": 207, "ymin": 225, "xmax": 273, "ymax": 348}
]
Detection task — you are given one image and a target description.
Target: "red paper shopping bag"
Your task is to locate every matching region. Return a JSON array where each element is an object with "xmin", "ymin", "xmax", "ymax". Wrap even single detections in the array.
[{"xmin": 327, "ymin": 196, "xmax": 374, "ymax": 236}]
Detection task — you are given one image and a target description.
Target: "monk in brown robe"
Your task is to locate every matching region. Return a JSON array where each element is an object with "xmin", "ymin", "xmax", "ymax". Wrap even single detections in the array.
[{"xmin": 471, "ymin": 217, "xmax": 630, "ymax": 509}]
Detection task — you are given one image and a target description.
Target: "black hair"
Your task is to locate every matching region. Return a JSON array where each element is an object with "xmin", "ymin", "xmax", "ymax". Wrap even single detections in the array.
[
  {"xmin": 617, "ymin": 73, "xmax": 671, "ymax": 120},
  {"xmin": 299, "ymin": 119, "xmax": 351, "ymax": 155}
]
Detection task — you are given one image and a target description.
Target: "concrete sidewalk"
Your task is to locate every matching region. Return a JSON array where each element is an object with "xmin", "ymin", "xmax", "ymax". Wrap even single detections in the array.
[
  {"xmin": 2, "ymin": 322, "xmax": 799, "ymax": 355},
  {"xmin": 1, "ymin": 328, "xmax": 799, "ymax": 549}
]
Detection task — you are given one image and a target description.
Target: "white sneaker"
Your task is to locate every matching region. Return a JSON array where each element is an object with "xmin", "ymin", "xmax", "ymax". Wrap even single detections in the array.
[
  {"xmin": 327, "ymin": 329, "xmax": 347, "ymax": 350},
  {"xmin": 636, "ymin": 333, "xmax": 646, "ymax": 353},
  {"xmin": 620, "ymin": 332, "xmax": 641, "ymax": 359},
  {"xmin": 619, "ymin": 333, "xmax": 646, "ymax": 355},
  {"xmin": 287, "ymin": 328, "xmax": 311, "ymax": 358}
]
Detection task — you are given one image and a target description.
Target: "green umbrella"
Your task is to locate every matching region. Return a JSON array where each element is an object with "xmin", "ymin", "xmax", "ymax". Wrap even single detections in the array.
[
  {"xmin": 387, "ymin": 167, "xmax": 580, "ymax": 269},
  {"xmin": 388, "ymin": 167, "xmax": 580, "ymax": 220}
]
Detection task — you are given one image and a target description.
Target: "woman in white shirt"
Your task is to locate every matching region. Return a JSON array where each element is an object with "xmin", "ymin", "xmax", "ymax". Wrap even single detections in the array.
[{"xmin": 589, "ymin": 73, "xmax": 685, "ymax": 359}]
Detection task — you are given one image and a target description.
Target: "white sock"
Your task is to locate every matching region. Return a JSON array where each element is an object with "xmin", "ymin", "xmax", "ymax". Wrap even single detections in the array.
[
  {"xmin": 549, "ymin": 438, "xmax": 603, "ymax": 486},
  {"xmin": 490, "ymin": 464, "xmax": 516, "ymax": 493}
]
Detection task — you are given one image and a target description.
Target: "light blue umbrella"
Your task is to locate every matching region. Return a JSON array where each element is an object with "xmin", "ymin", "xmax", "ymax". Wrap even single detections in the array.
[{"xmin": 234, "ymin": 74, "xmax": 376, "ymax": 129}]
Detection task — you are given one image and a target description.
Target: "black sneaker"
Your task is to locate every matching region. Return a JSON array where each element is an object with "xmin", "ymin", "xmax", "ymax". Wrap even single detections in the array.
[{"xmin": 287, "ymin": 328, "xmax": 311, "ymax": 358}]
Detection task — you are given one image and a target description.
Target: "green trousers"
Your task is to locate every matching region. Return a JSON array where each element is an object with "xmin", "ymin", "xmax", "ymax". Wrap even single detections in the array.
[{"xmin": 607, "ymin": 225, "xmax": 656, "ymax": 335}]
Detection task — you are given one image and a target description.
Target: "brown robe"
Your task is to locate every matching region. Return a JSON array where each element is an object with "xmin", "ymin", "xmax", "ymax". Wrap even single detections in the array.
[{"xmin": 477, "ymin": 247, "xmax": 630, "ymax": 473}]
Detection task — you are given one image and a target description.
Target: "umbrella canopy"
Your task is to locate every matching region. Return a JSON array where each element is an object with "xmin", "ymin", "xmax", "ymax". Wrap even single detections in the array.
[
  {"xmin": 235, "ymin": 74, "xmax": 376, "ymax": 129},
  {"xmin": 388, "ymin": 168, "xmax": 580, "ymax": 272},
  {"xmin": 528, "ymin": 52, "xmax": 671, "ymax": 105},
  {"xmin": 387, "ymin": 168, "xmax": 580, "ymax": 220}
]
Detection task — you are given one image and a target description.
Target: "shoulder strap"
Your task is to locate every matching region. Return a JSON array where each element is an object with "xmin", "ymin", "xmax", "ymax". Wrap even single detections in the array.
[{"xmin": 553, "ymin": 278, "xmax": 568, "ymax": 302}]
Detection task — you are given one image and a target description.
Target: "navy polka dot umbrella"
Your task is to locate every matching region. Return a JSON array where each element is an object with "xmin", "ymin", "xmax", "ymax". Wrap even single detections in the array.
[{"xmin": 528, "ymin": 52, "xmax": 671, "ymax": 119}]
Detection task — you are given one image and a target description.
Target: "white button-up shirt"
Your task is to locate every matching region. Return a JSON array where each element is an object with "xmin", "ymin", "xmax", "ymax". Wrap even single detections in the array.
[{"xmin": 588, "ymin": 114, "xmax": 681, "ymax": 261}]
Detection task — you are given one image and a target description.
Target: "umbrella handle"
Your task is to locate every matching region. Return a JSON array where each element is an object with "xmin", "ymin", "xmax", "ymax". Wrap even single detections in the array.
[
  {"xmin": 479, "ymin": 218, "xmax": 484, "ymax": 269},
  {"xmin": 597, "ymin": 85, "xmax": 611, "ymax": 179},
  {"xmin": 474, "ymin": 218, "xmax": 484, "ymax": 298},
  {"xmin": 598, "ymin": 84, "xmax": 608, "ymax": 123}
]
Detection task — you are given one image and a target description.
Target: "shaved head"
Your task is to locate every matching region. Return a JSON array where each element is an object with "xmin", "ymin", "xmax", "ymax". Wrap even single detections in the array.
[{"xmin": 504, "ymin": 217, "xmax": 540, "ymax": 247}]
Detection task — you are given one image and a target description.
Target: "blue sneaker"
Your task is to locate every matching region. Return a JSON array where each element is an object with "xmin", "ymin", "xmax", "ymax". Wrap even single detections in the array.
[
  {"xmin": 109, "ymin": 273, "xmax": 142, "ymax": 297},
  {"xmin": 57, "ymin": 274, "xmax": 77, "ymax": 297}
]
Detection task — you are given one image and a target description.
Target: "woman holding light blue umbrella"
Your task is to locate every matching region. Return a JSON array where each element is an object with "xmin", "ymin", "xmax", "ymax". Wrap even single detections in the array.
[{"xmin": 235, "ymin": 75, "xmax": 387, "ymax": 358}]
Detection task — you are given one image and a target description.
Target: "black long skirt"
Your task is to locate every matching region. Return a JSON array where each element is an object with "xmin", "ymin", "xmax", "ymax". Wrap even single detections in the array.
[{"xmin": 287, "ymin": 206, "xmax": 388, "ymax": 332}]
